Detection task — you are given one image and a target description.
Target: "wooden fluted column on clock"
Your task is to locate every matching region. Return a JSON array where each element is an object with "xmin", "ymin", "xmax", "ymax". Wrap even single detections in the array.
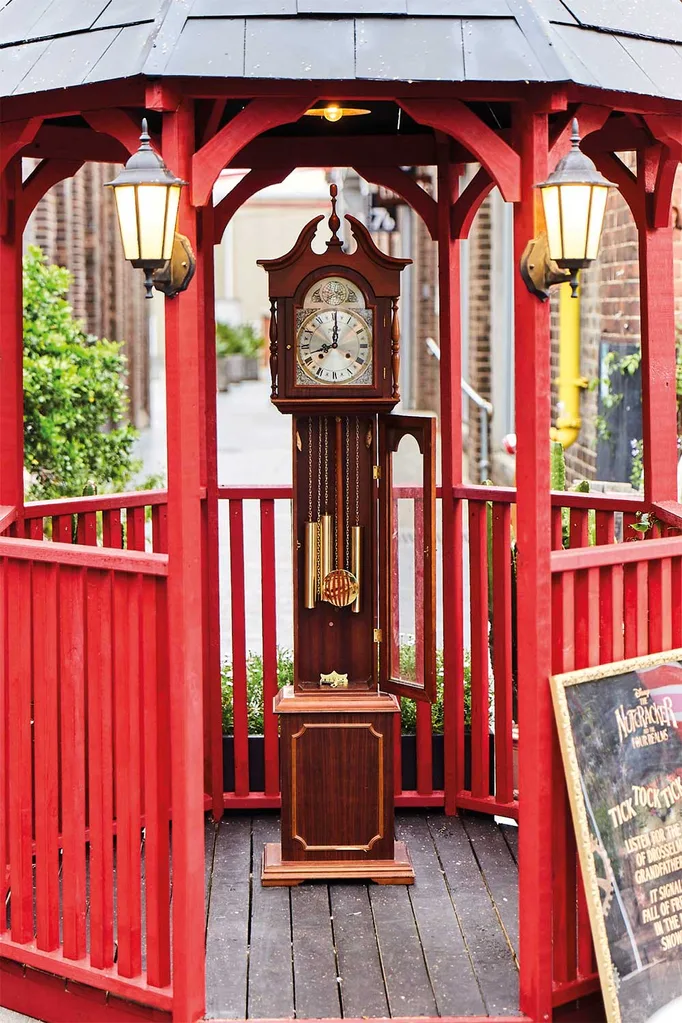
[
  {"xmin": 162, "ymin": 99, "xmax": 206, "ymax": 1023},
  {"xmin": 512, "ymin": 106, "xmax": 553, "ymax": 1023}
]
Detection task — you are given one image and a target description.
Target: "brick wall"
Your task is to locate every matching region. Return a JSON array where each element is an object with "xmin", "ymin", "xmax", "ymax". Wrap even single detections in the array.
[
  {"xmin": 409, "ymin": 169, "xmax": 440, "ymax": 415},
  {"xmin": 24, "ymin": 162, "xmax": 150, "ymax": 428},
  {"xmin": 556, "ymin": 158, "xmax": 682, "ymax": 483},
  {"xmin": 466, "ymin": 196, "xmax": 492, "ymax": 475}
]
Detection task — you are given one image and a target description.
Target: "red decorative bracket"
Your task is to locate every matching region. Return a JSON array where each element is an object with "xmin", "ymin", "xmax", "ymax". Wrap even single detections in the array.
[
  {"xmin": 17, "ymin": 158, "xmax": 84, "ymax": 232},
  {"xmin": 192, "ymin": 96, "xmax": 317, "ymax": 207},
  {"xmin": 450, "ymin": 166, "xmax": 494, "ymax": 240},
  {"xmin": 549, "ymin": 104, "xmax": 610, "ymax": 162},
  {"xmin": 214, "ymin": 165, "xmax": 296, "ymax": 240},
  {"xmin": 352, "ymin": 165, "xmax": 438, "ymax": 241},
  {"xmin": 0, "ymin": 117, "xmax": 43, "ymax": 175},
  {"xmin": 397, "ymin": 97, "xmax": 520, "ymax": 203},
  {"xmin": 83, "ymin": 108, "xmax": 150, "ymax": 156}
]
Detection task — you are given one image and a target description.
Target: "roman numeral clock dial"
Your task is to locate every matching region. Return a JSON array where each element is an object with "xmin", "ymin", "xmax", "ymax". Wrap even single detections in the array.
[{"xmin": 297, "ymin": 308, "xmax": 372, "ymax": 385}]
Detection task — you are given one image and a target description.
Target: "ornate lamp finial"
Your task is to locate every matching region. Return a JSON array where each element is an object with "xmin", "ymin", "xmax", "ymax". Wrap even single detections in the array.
[{"xmin": 327, "ymin": 183, "xmax": 343, "ymax": 248}]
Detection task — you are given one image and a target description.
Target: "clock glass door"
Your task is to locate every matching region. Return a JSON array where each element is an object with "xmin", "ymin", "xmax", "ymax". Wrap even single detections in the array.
[{"xmin": 378, "ymin": 415, "xmax": 437, "ymax": 703}]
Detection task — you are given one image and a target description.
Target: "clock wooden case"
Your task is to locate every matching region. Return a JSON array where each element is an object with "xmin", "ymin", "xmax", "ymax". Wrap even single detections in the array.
[
  {"xmin": 258, "ymin": 190, "xmax": 436, "ymax": 887},
  {"xmin": 257, "ymin": 188, "xmax": 409, "ymax": 415}
]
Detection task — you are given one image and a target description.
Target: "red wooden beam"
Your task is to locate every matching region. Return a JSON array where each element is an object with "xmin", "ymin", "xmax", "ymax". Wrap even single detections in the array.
[
  {"xmin": 436, "ymin": 140, "xmax": 465, "ymax": 816},
  {"xmin": 352, "ymin": 165, "xmax": 439, "ymax": 240},
  {"xmin": 512, "ymin": 104, "xmax": 554, "ymax": 1022},
  {"xmin": 450, "ymin": 167, "xmax": 494, "ymax": 240},
  {"xmin": 585, "ymin": 147, "xmax": 643, "ymax": 228},
  {"xmin": 162, "ymin": 98, "xmax": 206, "ymax": 1023},
  {"xmin": 398, "ymin": 97, "xmax": 521, "ymax": 202},
  {"xmin": 230, "ymin": 133, "xmax": 441, "ymax": 170},
  {"xmin": 214, "ymin": 166, "xmax": 295, "ymax": 240},
  {"xmin": 192, "ymin": 95, "xmax": 317, "ymax": 206},
  {"xmin": 0, "ymin": 161, "xmax": 24, "ymax": 513},
  {"xmin": 552, "ymin": 534, "xmax": 682, "ymax": 571}
]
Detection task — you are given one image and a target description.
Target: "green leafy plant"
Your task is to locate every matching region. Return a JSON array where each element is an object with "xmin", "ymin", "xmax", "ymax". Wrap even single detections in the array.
[
  {"xmin": 23, "ymin": 246, "xmax": 139, "ymax": 500},
  {"xmin": 220, "ymin": 645, "xmax": 473, "ymax": 736},
  {"xmin": 216, "ymin": 321, "xmax": 264, "ymax": 359}
]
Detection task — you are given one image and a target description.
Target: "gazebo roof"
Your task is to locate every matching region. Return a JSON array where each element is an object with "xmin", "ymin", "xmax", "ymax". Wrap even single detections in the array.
[{"xmin": 1, "ymin": 0, "xmax": 681, "ymax": 102}]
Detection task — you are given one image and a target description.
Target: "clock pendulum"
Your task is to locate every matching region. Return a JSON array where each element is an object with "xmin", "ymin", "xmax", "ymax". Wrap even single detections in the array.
[{"xmin": 258, "ymin": 186, "xmax": 436, "ymax": 886}]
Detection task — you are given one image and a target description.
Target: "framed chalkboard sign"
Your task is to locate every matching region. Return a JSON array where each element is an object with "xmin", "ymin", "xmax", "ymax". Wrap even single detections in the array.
[{"xmin": 551, "ymin": 650, "xmax": 682, "ymax": 1023}]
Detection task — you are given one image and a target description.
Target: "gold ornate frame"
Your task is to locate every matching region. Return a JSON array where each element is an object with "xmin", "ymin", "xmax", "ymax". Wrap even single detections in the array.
[{"xmin": 550, "ymin": 648, "xmax": 682, "ymax": 1023}]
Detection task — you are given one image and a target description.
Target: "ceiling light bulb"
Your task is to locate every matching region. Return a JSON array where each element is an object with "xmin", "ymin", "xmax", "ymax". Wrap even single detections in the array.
[{"xmin": 323, "ymin": 105, "xmax": 343, "ymax": 123}]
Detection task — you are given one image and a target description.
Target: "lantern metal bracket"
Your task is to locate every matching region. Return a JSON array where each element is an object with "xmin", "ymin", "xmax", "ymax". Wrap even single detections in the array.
[
  {"xmin": 152, "ymin": 232, "xmax": 196, "ymax": 299},
  {"xmin": 519, "ymin": 231, "xmax": 571, "ymax": 302}
]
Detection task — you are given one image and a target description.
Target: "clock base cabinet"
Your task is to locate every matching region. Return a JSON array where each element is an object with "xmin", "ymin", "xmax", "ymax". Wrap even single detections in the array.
[{"xmin": 261, "ymin": 686, "xmax": 415, "ymax": 886}]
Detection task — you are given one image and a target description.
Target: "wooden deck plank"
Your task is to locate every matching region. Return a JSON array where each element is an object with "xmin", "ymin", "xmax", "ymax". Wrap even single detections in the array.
[
  {"xmin": 248, "ymin": 815, "xmax": 295, "ymax": 1021},
  {"xmin": 369, "ymin": 871, "xmax": 438, "ymax": 1018},
  {"xmin": 291, "ymin": 884, "xmax": 340, "ymax": 1020},
  {"xmin": 396, "ymin": 814, "xmax": 486, "ymax": 1017},
  {"xmin": 329, "ymin": 885, "xmax": 388, "ymax": 1019},
  {"xmin": 428, "ymin": 814, "xmax": 520, "ymax": 1017},
  {"xmin": 461, "ymin": 814, "xmax": 519, "ymax": 958},
  {"xmin": 205, "ymin": 816, "xmax": 252, "ymax": 1020}
]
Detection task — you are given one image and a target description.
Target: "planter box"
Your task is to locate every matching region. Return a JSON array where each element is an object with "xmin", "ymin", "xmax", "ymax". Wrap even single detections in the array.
[
  {"xmin": 242, "ymin": 356, "xmax": 259, "ymax": 381},
  {"xmin": 226, "ymin": 353, "xmax": 246, "ymax": 383},
  {"xmin": 222, "ymin": 733, "xmax": 496, "ymax": 795},
  {"xmin": 216, "ymin": 357, "xmax": 231, "ymax": 392}
]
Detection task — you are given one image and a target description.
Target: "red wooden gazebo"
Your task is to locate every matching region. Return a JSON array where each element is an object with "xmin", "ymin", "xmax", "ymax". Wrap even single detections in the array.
[{"xmin": 1, "ymin": 3, "xmax": 681, "ymax": 1022}]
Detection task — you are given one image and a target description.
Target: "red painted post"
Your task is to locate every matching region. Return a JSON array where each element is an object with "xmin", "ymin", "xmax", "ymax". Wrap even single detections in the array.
[
  {"xmin": 513, "ymin": 106, "xmax": 553, "ymax": 1023},
  {"xmin": 197, "ymin": 204, "xmax": 224, "ymax": 819},
  {"xmin": 260, "ymin": 499, "xmax": 280, "ymax": 797},
  {"xmin": 0, "ymin": 160, "xmax": 24, "ymax": 518},
  {"xmin": 162, "ymin": 99, "xmax": 206, "ymax": 1023},
  {"xmin": 437, "ymin": 146, "xmax": 465, "ymax": 815},
  {"xmin": 639, "ymin": 221, "xmax": 678, "ymax": 506}
]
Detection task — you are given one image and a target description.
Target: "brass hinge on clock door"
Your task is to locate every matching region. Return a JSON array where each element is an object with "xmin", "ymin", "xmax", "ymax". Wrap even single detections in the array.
[
  {"xmin": 373, "ymin": 465, "xmax": 381, "ymax": 479},
  {"xmin": 373, "ymin": 628, "xmax": 382, "ymax": 644}
]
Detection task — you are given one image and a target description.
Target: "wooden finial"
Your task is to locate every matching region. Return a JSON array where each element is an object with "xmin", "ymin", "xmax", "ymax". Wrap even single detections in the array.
[{"xmin": 327, "ymin": 183, "xmax": 343, "ymax": 248}]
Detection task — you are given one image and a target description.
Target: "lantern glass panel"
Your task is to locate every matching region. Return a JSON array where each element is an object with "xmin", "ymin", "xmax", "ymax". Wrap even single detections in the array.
[
  {"xmin": 541, "ymin": 184, "xmax": 562, "ymax": 259},
  {"xmin": 114, "ymin": 185, "xmax": 140, "ymax": 261},
  {"xmin": 137, "ymin": 184, "xmax": 169, "ymax": 260},
  {"xmin": 558, "ymin": 184, "xmax": 592, "ymax": 261},
  {"xmin": 585, "ymin": 185, "xmax": 608, "ymax": 261},
  {"xmin": 162, "ymin": 184, "xmax": 181, "ymax": 260}
]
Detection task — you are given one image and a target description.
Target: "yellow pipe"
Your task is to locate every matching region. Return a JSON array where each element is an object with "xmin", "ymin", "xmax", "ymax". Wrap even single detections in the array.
[{"xmin": 550, "ymin": 281, "xmax": 588, "ymax": 448}]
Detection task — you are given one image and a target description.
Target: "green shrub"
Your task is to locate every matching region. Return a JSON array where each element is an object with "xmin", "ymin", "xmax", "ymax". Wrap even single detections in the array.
[
  {"xmin": 23, "ymin": 246, "xmax": 139, "ymax": 500},
  {"xmin": 220, "ymin": 645, "xmax": 473, "ymax": 736},
  {"xmin": 216, "ymin": 321, "xmax": 264, "ymax": 359}
]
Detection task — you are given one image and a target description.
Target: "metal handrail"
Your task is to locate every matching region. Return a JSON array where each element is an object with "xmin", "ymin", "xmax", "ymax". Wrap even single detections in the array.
[{"xmin": 424, "ymin": 337, "xmax": 493, "ymax": 482}]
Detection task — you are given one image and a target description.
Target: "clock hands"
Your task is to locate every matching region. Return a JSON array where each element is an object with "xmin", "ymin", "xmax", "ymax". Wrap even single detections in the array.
[{"xmin": 331, "ymin": 311, "xmax": 339, "ymax": 349}]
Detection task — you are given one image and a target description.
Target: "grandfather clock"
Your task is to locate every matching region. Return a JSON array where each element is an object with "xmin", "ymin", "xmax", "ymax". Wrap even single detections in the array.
[{"xmin": 259, "ymin": 187, "xmax": 436, "ymax": 886}]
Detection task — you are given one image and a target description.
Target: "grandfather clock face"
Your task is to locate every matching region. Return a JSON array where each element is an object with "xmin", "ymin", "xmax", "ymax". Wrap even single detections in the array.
[{"xmin": 295, "ymin": 276, "xmax": 374, "ymax": 387}]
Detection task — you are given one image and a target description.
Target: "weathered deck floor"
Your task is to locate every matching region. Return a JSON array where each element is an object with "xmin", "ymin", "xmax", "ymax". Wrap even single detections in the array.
[{"xmin": 204, "ymin": 811, "xmax": 520, "ymax": 1020}]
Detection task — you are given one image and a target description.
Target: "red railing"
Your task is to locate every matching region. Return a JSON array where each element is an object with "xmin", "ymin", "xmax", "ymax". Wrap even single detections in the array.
[
  {"xmin": 549, "ymin": 528, "xmax": 682, "ymax": 1007},
  {"xmin": 0, "ymin": 535, "xmax": 172, "ymax": 1011},
  {"xmin": 6, "ymin": 490, "xmax": 169, "ymax": 553},
  {"xmin": 5, "ymin": 483, "xmax": 663, "ymax": 823}
]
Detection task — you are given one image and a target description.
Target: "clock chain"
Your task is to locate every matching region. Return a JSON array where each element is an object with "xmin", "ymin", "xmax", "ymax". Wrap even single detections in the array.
[{"xmin": 307, "ymin": 416, "xmax": 313, "ymax": 522}]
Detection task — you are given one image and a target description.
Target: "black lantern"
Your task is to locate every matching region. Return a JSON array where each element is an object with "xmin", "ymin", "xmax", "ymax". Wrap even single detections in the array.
[
  {"xmin": 520, "ymin": 119, "xmax": 617, "ymax": 301},
  {"xmin": 106, "ymin": 119, "xmax": 186, "ymax": 298}
]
